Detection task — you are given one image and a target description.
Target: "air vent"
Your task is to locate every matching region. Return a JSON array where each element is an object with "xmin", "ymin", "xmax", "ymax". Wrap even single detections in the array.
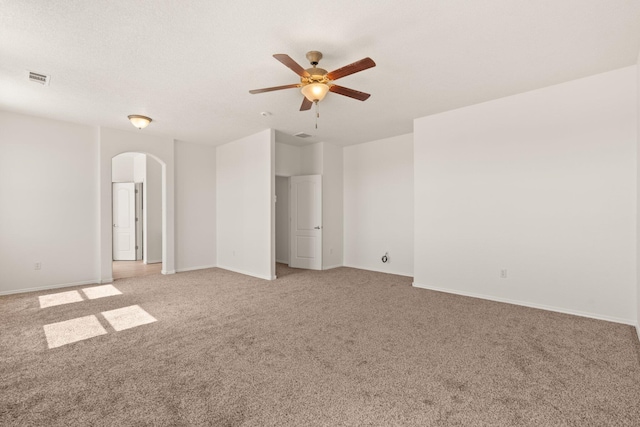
[
  {"xmin": 294, "ymin": 132, "xmax": 312, "ymax": 138},
  {"xmin": 28, "ymin": 71, "xmax": 50, "ymax": 86}
]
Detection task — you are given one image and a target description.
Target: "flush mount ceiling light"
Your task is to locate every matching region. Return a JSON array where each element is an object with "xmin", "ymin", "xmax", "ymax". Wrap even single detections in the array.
[{"xmin": 128, "ymin": 115, "xmax": 152, "ymax": 129}]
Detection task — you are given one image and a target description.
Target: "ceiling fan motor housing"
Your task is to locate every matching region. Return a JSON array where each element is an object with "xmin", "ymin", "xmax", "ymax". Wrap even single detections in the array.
[
  {"xmin": 302, "ymin": 51, "xmax": 330, "ymax": 85},
  {"xmin": 302, "ymin": 68, "xmax": 329, "ymax": 85},
  {"xmin": 306, "ymin": 50, "xmax": 323, "ymax": 66}
]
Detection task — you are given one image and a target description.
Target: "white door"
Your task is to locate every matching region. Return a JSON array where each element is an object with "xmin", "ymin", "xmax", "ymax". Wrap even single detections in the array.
[
  {"xmin": 290, "ymin": 175, "xmax": 322, "ymax": 270},
  {"xmin": 113, "ymin": 182, "xmax": 136, "ymax": 261}
]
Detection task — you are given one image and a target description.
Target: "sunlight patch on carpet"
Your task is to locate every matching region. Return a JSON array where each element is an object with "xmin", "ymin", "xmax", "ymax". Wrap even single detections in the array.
[
  {"xmin": 43, "ymin": 315, "xmax": 107, "ymax": 349},
  {"xmin": 82, "ymin": 284, "xmax": 122, "ymax": 300},
  {"xmin": 101, "ymin": 305, "xmax": 157, "ymax": 331},
  {"xmin": 39, "ymin": 290, "xmax": 84, "ymax": 308}
]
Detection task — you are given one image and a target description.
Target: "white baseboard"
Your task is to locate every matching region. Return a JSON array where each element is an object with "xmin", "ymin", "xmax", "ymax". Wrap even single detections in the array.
[
  {"xmin": 412, "ymin": 282, "xmax": 636, "ymax": 326},
  {"xmin": 0, "ymin": 279, "xmax": 100, "ymax": 296},
  {"xmin": 161, "ymin": 270, "xmax": 176, "ymax": 275},
  {"xmin": 343, "ymin": 263, "xmax": 413, "ymax": 278},
  {"xmin": 217, "ymin": 265, "xmax": 274, "ymax": 281},
  {"xmin": 100, "ymin": 277, "xmax": 114, "ymax": 284},
  {"xmin": 636, "ymin": 324, "xmax": 640, "ymax": 343},
  {"xmin": 145, "ymin": 259, "xmax": 162, "ymax": 265},
  {"xmin": 323, "ymin": 264, "xmax": 343, "ymax": 270},
  {"xmin": 176, "ymin": 264, "xmax": 217, "ymax": 273},
  {"xmin": 276, "ymin": 259, "xmax": 289, "ymax": 264}
]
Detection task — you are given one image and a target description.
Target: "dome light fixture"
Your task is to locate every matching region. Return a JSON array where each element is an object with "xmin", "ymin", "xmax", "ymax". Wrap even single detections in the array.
[
  {"xmin": 301, "ymin": 82, "xmax": 330, "ymax": 103},
  {"xmin": 128, "ymin": 115, "xmax": 152, "ymax": 129}
]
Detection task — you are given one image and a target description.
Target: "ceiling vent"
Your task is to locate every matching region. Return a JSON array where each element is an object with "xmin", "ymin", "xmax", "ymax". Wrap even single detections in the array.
[
  {"xmin": 27, "ymin": 71, "xmax": 50, "ymax": 86},
  {"xmin": 294, "ymin": 132, "xmax": 312, "ymax": 138}
]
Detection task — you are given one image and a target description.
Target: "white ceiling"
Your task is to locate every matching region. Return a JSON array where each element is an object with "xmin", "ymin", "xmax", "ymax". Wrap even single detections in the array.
[{"xmin": 1, "ymin": 1, "xmax": 639, "ymax": 147}]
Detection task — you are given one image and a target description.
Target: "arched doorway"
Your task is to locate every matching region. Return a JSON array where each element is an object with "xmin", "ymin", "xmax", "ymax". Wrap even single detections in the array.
[{"xmin": 98, "ymin": 128, "xmax": 175, "ymax": 283}]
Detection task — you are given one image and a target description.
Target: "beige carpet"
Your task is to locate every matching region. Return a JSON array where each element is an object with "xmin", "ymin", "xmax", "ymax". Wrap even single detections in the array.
[{"xmin": 1, "ymin": 264, "xmax": 639, "ymax": 426}]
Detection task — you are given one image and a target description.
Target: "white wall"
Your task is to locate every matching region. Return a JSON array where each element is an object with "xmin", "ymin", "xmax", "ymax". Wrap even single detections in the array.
[
  {"xmin": 175, "ymin": 140, "xmax": 216, "ymax": 272},
  {"xmin": 275, "ymin": 176, "xmax": 289, "ymax": 264},
  {"xmin": 344, "ymin": 134, "xmax": 414, "ymax": 276},
  {"xmin": 0, "ymin": 111, "xmax": 99, "ymax": 294},
  {"xmin": 217, "ymin": 129, "xmax": 274, "ymax": 280},
  {"xmin": 300, "ymin": 143, "xmax": 323, "ymax": 175},
  {"xmin": 275, "ymin": 142, "xmax": 301, "ymax": 176},
  {"xmin": 145, "ymin": 156, "xmax": 162, "ymax": 263},
  {"xmin": 111, "ymin": 153, "xmax": 136, "ymax": 182},
  {"xmin": 133, "ymin": 154, "xmax": 145, "ymax": 182},
  {"xmin": 414, "ymin": 66, "xmax": 637, "ymax": 324},
  {"xmin": 321, "ymin": 142, "xmax": 344, "ymax": 269},
  {"xmin": 0, "ymin": 111, "xmax": 218, "ymax": 294}
]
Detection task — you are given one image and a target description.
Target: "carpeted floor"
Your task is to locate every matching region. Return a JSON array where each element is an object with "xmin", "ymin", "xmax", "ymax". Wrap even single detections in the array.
[{"xmin": 1, "ymin": 265, "xmax": 639, "ymax": 426}]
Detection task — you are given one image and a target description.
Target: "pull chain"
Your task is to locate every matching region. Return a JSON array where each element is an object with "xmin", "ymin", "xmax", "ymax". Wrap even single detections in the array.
[{"xmin": 315, "ymin": 101, "xmax": 319, "ymax": 129}]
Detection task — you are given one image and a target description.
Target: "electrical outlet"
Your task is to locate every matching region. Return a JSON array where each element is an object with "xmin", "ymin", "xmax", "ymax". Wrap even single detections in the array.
[
  {"xmin": 500, "ymin": 269, "xmax": 507, "ymax": 279},
  {"xmin": 34, "ymin": 262, "xmax": 42, "ymax": 270}
]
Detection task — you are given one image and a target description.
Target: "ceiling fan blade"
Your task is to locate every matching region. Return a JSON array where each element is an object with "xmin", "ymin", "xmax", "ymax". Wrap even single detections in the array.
[
  {"xmin": 249, "ymin": 83, "xmax": 301, "ymax": 94},
  {"xmin": 300, "ymin": 97, "xmax": 313, "ymax": 111},
  {"xmin": 326, "ymin": 57, "xmax": 376, "ymax": 81},
  {"xmin": 273, "ymin": 54, "xmax": 310, "ymax": 78},
  {"xmin": 329, "ymin": 85, "xmax": 371, "ymax": 101}
]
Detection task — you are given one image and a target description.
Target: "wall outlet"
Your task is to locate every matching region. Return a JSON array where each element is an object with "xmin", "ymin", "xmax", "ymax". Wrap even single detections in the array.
[
  {"xmin": 34, "ymin": 262, "xmax": 42, "ymax": 270},
  {"xmin": 500, "ymin": 269, "xmax": 507, "ymax": 279}
]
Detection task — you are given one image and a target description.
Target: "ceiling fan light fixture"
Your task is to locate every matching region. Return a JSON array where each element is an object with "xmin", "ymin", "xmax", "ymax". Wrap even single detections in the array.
[
  {"xmin": 301, "ymin": 83, "xmax": 329, "ymax": 102},
  {"xmin": 128, "ymin": 115, "xmax": 152, "ymax": 129}
]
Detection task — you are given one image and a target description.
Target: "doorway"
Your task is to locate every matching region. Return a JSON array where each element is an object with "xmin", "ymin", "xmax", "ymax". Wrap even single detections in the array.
[
  {"xmin": 111, "ymin": 152, "xmax": 163, "ymax": 280},
  {"xmin": 275, "ymin": 174, "xmax": 322, "ymax": 273}
]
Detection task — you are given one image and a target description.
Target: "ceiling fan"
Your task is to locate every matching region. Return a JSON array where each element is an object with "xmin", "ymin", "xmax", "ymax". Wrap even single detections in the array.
[{"xmin": 249, "ymin": 51, "xmax": 376, "ymax": 112}]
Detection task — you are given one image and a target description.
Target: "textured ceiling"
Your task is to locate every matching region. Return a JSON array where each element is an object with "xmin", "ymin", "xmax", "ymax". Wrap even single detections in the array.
[{"xmin": 1, "ymin": 0, "xmax": 639, "ymax": 147}]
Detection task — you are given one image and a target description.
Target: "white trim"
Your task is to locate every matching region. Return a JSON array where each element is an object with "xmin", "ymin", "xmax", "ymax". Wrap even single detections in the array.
[
  {"xmin": 144, "ymin": 259, "xmax": 162, "ymax": 264},
  {"xmin": 322, "ymin": 264, "xmax": 343, "ymax": 270},
  {"xmin": 343, "ymin": 264, "xmax": 413, "ymax": 278},
  {"xmin": 276, "ymin": 259, "xmax": 288, "ymax": 264},
  {"xmin": 161, "ymin": 269, "xmax": 176, "ymax": 275},
  {"xmin": 100, "ymin": 277, "xmax": 114, "ymax": 284},
  {"xmin": 217, "ymin": 265, "xmax": 274, "ymax": 281},
  {"xmin": 636, "ymin": 324, "xmax": 640, "ymax": 343},
  {"xmin": 176, "ymin": 264, "xmax": 217, "ymax": 273},
  {"xmin": 412, "ymin": 282, "xmax": 636, "ymax": 326},
  {"xmin": 0, "ymin": 279, "xmax": 99, "ymax": 296}
]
